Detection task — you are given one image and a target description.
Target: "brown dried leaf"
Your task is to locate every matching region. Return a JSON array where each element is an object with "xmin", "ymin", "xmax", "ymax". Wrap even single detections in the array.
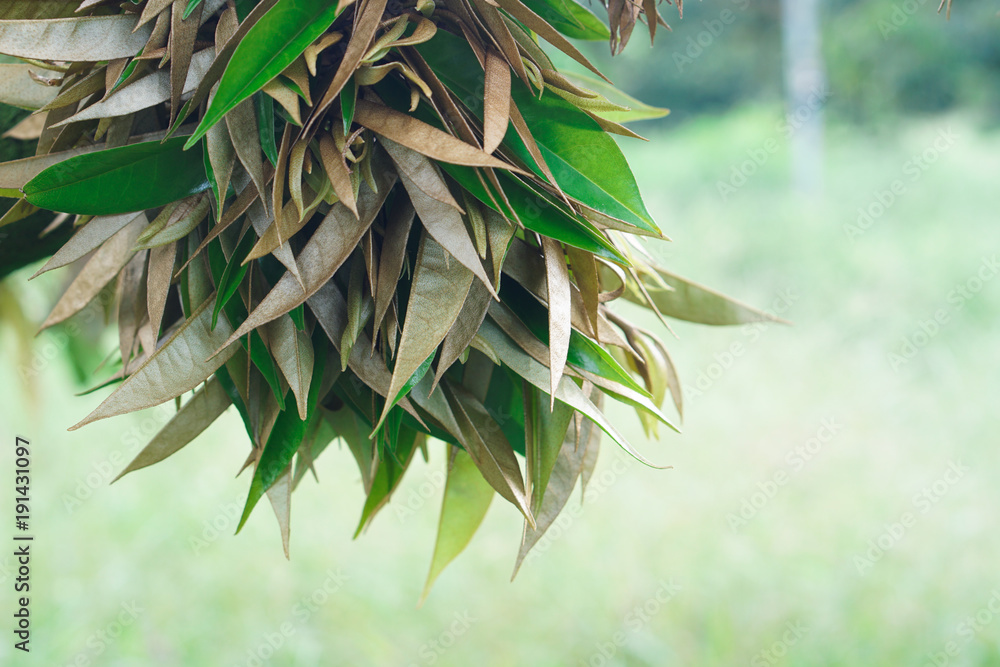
[
  {"xmin": 0, "ymin": 64, "xmax": 60, "ymax": 110},
  {"xmin": 318, "ymin": 133, "xmax": 358, "ymax": 218},
  {"xmin": 432, "ymin": 280, "xmax": 492, "ymax": 390},
  {"xmin": 307, "ymin": 281, "xmax": 422, "ymax": 422},
  {"xmin": 494, "ymin": 0, "xmax": 609, "ymax": 81},
  {"xmin": 511, "ymin": 412, "xmax": 596, "ymax": 578},
  {"xmin": 381, "ymin": 138, "xmax": 498, "ymax": 298},
  {"xmin": 266, "ymin": 315, "xmax": 314, "ymax": 420},
  {"xmin": 216, "ymin": 164, "xmax": 395, "ymax": 349},
  {"xmin": 227, "ymin": 97, "xmax": 269, "ymax": 212},
  {"xmin": 443, "ymin": 381, "xmax": 533, "ymax": 524},
  {"xmin": 262, "ymin": 78, "xmax": 302, "ymax": 125},
  {"xmin": 0, "ymin": 15, "xmax": 153, "ymax": 61},
  {"xmin": 71, "ymin": 293, "xmax": 239, "ymax": 430},
  {"xmin": 355, "ymin": 99, "xmax": 524, "ymax": 172},
  {"xmin": 565, "ymin": 245, "xmax": 600, "ymax": 339},
  {"xmin": 265, "ymin": 464, "xmax": 293, "ymax": 559},
  {"xmin": 169, "ymin": 0, "xmax": 201, "ymax": 125},
  {"xmin": 379, "ymin": 134, "xmax": 462, "ymax": 211},
  {"xmin": 41, "ymin": 214, "xmax": 145, "ymax": 329},
  {"xmin": 146, "ymin": 241, "xmax": 175, "ymax": 339},
  {"xmin": 31, "ymin": 212, "xmax": 144, "ymax": 278},
  {"xmin": 112, "ymin": 377, "xmax": 231, "ymax": 482},
  {"xmin": 374, "ymin": 231, "xmax": 474, "ymax": 430},
  {"xmin": 372, "ymin": 194, "xmax": 414, "ymax": 333},
  {"xmin": 307, "ymin": 0, "xmax": 388, "ymax": 132},
  {"xmin": 483, "ymin": 50, "xmax": 510, "ymax": 155},
  {"xmin": 542, "ymin": 237, "xmax": 570, "ymax": 406},
  {"xmin": 117, "ymin": 249, "xmax": 147, "ymax": 374}
]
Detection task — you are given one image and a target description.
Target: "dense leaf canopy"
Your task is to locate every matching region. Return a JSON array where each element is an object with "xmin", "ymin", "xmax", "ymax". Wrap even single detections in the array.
[{"xmin": 0, "ymin": 0, "xmax": 779, "ymax": 594}]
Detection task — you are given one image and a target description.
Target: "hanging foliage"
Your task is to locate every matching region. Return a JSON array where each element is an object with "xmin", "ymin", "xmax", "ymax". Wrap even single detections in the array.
[{"xmin": 0, "ymin": 0, "xmax": 782, "ymax": 593}]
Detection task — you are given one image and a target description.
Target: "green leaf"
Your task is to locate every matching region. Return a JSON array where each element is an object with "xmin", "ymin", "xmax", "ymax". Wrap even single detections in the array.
[
  {"xmin": 511, "ymin": 84, "xmax": 656, "ymax": 232},
  {"xmin": 630, "ymin": 268, "xmax": 789, "ymax": 326},
  {"xmin": 354, "ymin": 425, "xmax": 421, "ymax": 536},
  {"xmin": 237, "ymin": 332, "xmax": 327, "ymax": 532},
  {"xmin": 420, "ymin": 448, "xmax": 494, "ymax": 603},
  {"xmin": 235, "ymin": 0, "xmax": 256, "ymax": 21},
  {"xmin": 341, "ymin": 75, "xmax": 357, "ymax": 135},
  {"xmin": 418, "ymin": 30, "xmax": 658, "ymax": 233},
  {"xmin": 202, "ymin": 140, "xmax": 220, "ymax": 213},
  {"xmin": 255, "ymin": 92, "xmax": 279, "ymax": 167},
  {"xmin": 236, "ymin": 390, "xmax": 306, "ymax": 532},
  {"xmin": 24, "ymin": 139, "xmax": 210, "ymax": 216},
  {"xmin": 215, "ymin": 364, "xmax": 255, "ymax": 443},
  {"xmin": 524, "ymin": 383, "xmax": 574, "ymax": 514},
  {"xmin": 557, "ymin": 71, "xmax": 671, "ymax": 123},
  {"xmin": 289, "ymin": 304, "xmax": 306, "ymax": 330},
  {"xmin": 484, "ymin": 366, "xmax": 527, "ymax": 456},
  {"xmin": 211, "ymin": 227, "xmax": 256, "ymax": 330},
  {"xmin": 499, "ymin": 279, "xmax": 646, "ymax": 395},
  {"xmin": 521, "ymin": 0, "xmax": 609, "ymax": 41},
  {"xmin": 206, "ymin": 236, "xmax": 288, "ymax": 411},
  {"xmin": 186, "ymin": 0, "xmax": 344, "ymax": 148},
  {"xmin": 388, "ymin": 353, "xmax": 435, "ymax": 414},
  {"xmin": 110, "ymin": 57, "xmax": 140, "ymax": 94},
  {"xmin": 441, "ymin": 163, "xmax": 629, "ymax": 266},
  {"xmin": 475, "ymin": 317, "xmax": 669, "ymax": 468},
  {"xmin": 183, "ymin": 0, "xmax": 205, "ymax": 20}
]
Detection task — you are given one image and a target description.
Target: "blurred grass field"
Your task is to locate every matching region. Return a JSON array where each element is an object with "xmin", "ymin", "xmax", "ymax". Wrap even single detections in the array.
[{"xmin": 1, "ymin": 106, "xmax": 999, "ymax": 666}]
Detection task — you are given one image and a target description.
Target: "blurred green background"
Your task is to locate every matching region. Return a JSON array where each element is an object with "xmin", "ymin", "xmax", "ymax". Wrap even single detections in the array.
[{"xmin": 2, "ymin": 1, "xmax": 1000, "ymax": 665}]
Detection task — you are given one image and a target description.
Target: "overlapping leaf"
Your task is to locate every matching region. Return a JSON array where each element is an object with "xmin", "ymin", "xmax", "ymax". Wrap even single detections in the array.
[{"xmin": 0, "ymin": 0, "xmax": 782, "ymax": 597}]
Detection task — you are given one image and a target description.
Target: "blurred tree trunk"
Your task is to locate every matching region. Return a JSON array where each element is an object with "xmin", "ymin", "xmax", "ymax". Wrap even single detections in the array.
[{"xmin": 781, "ymin": 0, "xmax": 826, "ymax": 196}]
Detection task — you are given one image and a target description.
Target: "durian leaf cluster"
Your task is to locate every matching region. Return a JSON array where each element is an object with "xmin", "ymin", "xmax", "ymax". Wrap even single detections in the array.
[{"xmin": 0, "ymin": 0, "xmax": 780, "ymax": 593}]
